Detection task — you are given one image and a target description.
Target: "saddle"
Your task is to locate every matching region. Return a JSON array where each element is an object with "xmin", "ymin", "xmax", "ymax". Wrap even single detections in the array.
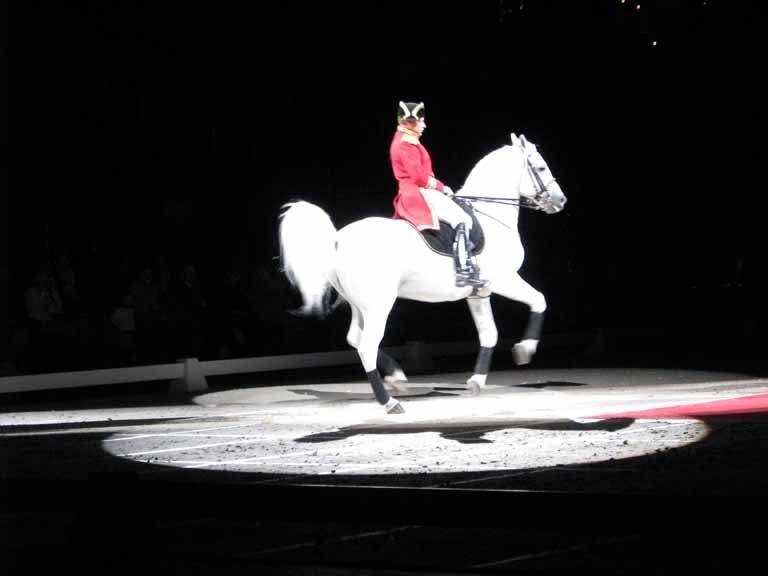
[{"xmin": 415, "ymin": 200, "xmax": 485, "ymax": 257}]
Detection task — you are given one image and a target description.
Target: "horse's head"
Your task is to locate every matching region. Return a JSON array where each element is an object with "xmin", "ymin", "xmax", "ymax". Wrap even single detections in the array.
[{"xmin": 512, "ymin": 133, "xmax": 567, "ymax": 214}]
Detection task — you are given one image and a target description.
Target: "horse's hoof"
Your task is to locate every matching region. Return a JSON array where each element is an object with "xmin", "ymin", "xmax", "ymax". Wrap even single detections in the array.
[
  {"xmin": 467, "ymin": 380, "xmax": 483, "ymax": 396},
  {"xmin": 512, "ymin": 344, "xmax": 530, "ymax": 365},
  {"xmin": 387, "ymin": 401, "xmax": 405, "ymax": 414},
  {"xmin": 385, "ymin": 370, "xmax": 409, "ymax": 392},
  {"xmin": 512, "ymin": 341, "xmax": 537, "ymax": 365},
  {"xmin": 466, "ymin": 373, "xmax": 486, "ymax": 395}
]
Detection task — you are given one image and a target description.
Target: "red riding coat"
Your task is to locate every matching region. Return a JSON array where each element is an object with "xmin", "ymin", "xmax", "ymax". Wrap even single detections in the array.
[{"xmin": 390, "ymin": 127, "xmax": 446, "ymax": 231}]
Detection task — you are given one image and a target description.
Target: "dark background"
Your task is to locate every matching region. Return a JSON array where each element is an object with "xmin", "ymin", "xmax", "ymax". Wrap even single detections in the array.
[{"xmin": 4, "ymin": 1, "xmax": 766, "ymax": 375}]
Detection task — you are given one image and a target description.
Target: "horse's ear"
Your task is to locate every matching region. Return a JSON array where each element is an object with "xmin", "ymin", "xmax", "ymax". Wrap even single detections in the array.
[
  {"xmin": 510, "ymin": 133, "xmax": 519, "ymax": 145},
  {"xmin": 520, "ymin": 134, "xmax": 528, "ymax": 148}
]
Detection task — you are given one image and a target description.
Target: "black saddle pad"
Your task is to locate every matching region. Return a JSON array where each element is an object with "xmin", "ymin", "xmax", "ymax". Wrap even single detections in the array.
[{"xmin": 416, "ymin": 200, "xmax": 485, "ymax": 257}]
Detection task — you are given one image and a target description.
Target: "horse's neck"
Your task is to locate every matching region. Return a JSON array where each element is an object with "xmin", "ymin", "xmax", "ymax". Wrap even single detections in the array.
[
  {"xmin": 460, "ymin": 145, "xmax": 523, "ymax": 229},
  {"xmin": 474, "ymin": 203, "xmax": 520, "ymax": 234},
  {"xmin": 461, "ymin": 145, "xmax": 522, "ymax": 199}
]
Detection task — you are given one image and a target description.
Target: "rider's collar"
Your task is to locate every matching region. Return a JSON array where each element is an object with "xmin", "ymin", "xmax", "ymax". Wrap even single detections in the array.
[{"xmin": 397, "ymin": 125, "xmax": 421, "ymax": 141}]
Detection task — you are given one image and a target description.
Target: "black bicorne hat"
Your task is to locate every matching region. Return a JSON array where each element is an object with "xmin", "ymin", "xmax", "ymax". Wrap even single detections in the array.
[{"xmin": 398, "ymin": 101, "xmax": 425, "ymax": 121}]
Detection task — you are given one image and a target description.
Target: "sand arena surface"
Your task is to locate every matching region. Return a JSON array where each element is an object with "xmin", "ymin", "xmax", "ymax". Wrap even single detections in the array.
[{"xmin": 4, "ymin": 368, "xmax": 763, "ymax": 481}]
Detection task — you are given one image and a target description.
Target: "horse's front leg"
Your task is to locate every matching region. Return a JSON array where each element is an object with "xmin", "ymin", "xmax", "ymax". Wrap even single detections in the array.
[
  {"xmin": 513, "ymin": 311, "xmax": 544, "ymax": 365},
  {"xmin": 466, "ymin": 296, "xmax": 498, "ymax": 394},
  {"xmin": 492, "ymin": 273, "xmax": 546, "ymax": 365}
]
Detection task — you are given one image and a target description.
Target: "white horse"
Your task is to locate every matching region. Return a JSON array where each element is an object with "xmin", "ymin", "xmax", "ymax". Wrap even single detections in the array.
[{"xmin": 279, "ymin": 133, "xmax": 567, "ymax": 414}]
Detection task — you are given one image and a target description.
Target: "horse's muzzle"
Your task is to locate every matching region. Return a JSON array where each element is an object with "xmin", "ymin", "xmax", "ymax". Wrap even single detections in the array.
[{"xmin": 541, "ymin": 181, "xmax": 567, "ymax": 214}]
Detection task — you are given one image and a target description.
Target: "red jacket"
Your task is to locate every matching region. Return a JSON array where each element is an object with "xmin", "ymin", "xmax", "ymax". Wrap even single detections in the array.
[{"xmin": 390, "ymin": 127, "xmax": 446, "ymax": 230}]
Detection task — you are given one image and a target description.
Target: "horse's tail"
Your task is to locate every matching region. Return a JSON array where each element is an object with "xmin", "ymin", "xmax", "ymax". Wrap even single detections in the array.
[{"xmin": 279, "ymin": 201, "xmax": 338, "ymax": 315}]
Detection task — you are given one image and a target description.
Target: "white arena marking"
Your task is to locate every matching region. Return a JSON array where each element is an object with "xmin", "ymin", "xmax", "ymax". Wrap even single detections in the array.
[
  {"xmin": 120, "ymin": 437, "xmax": 276, "ymax": 457},
  {"xmin": 105, "ymin": 422, "xmax": 274, "ymax": 441}
]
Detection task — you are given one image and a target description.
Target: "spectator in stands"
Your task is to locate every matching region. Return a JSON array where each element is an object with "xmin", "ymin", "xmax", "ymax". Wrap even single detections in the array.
[
  {"xmin": 171, "ymin": 263, "xmax": 207, "ymax": 359},
  {"xmin": 23, "ymin": 268, "xmax": 65, "ymax": 371},
  {"xmin": 129, "ymin": 266, "xmax": 163, "ymax": 363},
  {"xmin": 250, "ymin": 260, "xmax": 303, "ymax": 353},
  {"xmin": 0, "ymin": 265, "xmax": 13, "ymax": 375},
  {"xmin": 54, "ymin": 250, "xmax": 82, "ymax": 318},
  {"xmin": 211, "ymin": 266, "xmax": 250, "ymax": 359},
  {"xmin": 110, "ymin": 293, "xmax": 137, "ymax": 365}
]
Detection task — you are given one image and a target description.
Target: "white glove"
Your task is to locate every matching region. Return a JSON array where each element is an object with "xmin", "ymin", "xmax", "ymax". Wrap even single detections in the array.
[{"xmin": 443, "ymin": 186, "xmax": 454, "ymax": 197}]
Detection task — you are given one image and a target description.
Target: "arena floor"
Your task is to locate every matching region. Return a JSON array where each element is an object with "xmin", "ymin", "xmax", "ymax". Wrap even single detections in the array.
[{"xmin": 3, "ymin": 366, "xmax": 768, "ymax": 574}]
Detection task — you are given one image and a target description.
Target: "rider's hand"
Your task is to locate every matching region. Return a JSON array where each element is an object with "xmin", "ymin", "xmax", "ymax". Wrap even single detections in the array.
[{"xmin": 442, "ymin": 186, "xmax": 454, "ymax": 197}]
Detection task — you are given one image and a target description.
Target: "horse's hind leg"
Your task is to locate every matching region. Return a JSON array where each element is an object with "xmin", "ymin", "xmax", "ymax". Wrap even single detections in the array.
[
  {"xmin": 379, "ymin": 350, "xmax": 408, "ymax": 392},
  {"xmin": 346, "ymin": 303, "xmax": 363, "ymax": 349},
  {"xmin": 347, "ymin": 304, "xmax": 407, "ymax": 392},
  {"xmin": 493, "ymin": 272, "xmax": 546, "ymax": 365},
  {"xmin": 466, "ymin": 297, "xmax": 498, "ymax": 394},
  {"xmin": 357, "ymin": 305, "xmax": 404, "ymax": 414}
]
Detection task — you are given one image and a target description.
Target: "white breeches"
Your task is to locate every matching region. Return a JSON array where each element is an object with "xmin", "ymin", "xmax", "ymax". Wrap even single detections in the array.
[{"xmin": 422, "ymin": 188, "xmax": 473, "ymax": 230}]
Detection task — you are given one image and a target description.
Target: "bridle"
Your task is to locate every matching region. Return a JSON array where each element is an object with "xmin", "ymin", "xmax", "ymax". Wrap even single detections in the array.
[
  {"xmin": 524, "ymin": 151, "xmax": 559, "ymax": 208},
  {"xmin": 455, "ymin": 144, "xmax": 557, "ymax": 212}
]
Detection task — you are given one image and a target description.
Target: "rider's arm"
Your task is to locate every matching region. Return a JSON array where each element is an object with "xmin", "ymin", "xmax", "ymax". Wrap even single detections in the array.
[{"xmin": 397, "ymin": 144, "xmax": 446, "ymax": 192}]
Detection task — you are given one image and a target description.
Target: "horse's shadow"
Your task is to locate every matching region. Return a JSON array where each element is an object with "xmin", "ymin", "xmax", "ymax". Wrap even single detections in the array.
[
  {"xmin": 286, "ymin": 387, "xmax": 461, "ymax": 404},
  {"xmin": 286, "ymin": 381, "xmax": 587, "ymax": 406},
  {"xmin": 296, "ymin": 417, "xmax": 634, "ymax": 445},
  {"xmin": 289, "ymin": 380, "xmax": 624, "ymax": 444},
  {"xmin": 512, "ymin": 381, "xmax": 589, "ymax": 389}
]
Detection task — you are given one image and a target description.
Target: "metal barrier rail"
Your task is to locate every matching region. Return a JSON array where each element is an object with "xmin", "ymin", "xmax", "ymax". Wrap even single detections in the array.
[{"xmin": 0, "ymin": 331, "xmax": 599, "ymax": 395}]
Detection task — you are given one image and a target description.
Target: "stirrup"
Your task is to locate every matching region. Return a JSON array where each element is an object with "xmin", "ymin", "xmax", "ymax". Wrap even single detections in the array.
[{"xmin": 455, "ymin": 270, "xmax": 489, "ymax": 289}]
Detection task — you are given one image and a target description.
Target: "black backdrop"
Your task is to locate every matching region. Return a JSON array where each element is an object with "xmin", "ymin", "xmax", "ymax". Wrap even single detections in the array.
[{"xmin": 7, "ymin": 1, "xmax": 766, "ymax": 372}]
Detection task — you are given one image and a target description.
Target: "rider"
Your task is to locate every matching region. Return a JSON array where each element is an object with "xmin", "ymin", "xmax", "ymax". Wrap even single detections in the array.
[{"xmin": 389, "ymin": 101, "xmax": 488, "ymax": 289}]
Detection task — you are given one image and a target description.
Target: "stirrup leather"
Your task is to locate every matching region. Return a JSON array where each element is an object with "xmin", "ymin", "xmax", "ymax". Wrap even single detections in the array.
[{"xmin": 453, "ymin": 224, "xmax": 488, "ymax": 289}]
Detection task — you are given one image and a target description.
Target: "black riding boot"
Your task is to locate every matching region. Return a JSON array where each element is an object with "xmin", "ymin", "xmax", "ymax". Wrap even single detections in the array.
[{"xmin": 453, "ymin": 223, "xmax": 488, "ymax": 289}]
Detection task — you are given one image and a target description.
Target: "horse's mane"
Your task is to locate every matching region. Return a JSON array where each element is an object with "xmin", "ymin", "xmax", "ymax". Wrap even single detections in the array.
[{"xmin": 458, "ymin": 145, "xmax": 519, "ymax": 198}]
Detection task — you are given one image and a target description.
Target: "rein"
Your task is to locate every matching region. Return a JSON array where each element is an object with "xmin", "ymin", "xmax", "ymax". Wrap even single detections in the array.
[
  {"xmin": 452, "ymin": 196, "xmax": 536, "ymax": 234},
  {"xmin": 454, "ymin": 195, "xmax": 541, "ymax": 210},
  {"xmin": 451, "ymin": 199, "xmax": 520, "ymax": 233},
  {"xmin": 452, "ymin": 141, "xmax": 561, "ymax": 231},
  {"xmin": 453, "ymin": 143, "xmax": 547, "ymax": 212}
]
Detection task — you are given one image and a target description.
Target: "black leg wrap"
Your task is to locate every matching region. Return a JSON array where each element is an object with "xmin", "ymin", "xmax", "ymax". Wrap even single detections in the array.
[
  {"xmin": 377, "ymin": 350, "xmax": 401, "ymax": 377},
  {"xmin": 366, "ymin": 369, "xmax": 390, "ymax": 405},
  {"xmin": 474, "ymin": 346, "xmax": 494, "ymax": 375},
  {"xmin": 523, "ymin": 311, "xmax": 545, "ymax": 341}
]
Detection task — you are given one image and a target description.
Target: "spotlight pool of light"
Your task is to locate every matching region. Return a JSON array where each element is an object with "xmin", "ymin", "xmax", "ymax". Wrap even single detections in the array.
[{"xmin": 97, "ymin": 369, "xmax": 746, "ymax": 476}]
